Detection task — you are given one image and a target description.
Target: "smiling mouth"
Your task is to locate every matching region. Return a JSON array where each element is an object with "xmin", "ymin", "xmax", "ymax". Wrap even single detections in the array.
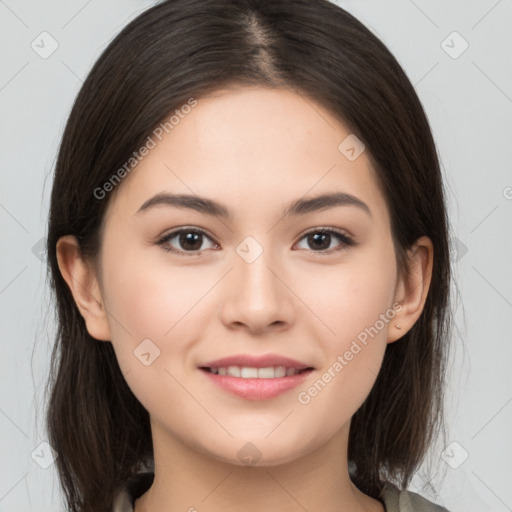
[{"xmin": 200, "ymin": 366, "xmax": 314, "ymax": 378}]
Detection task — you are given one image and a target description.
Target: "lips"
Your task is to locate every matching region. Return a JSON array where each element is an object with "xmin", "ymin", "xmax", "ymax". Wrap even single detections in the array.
[{"xmin": 198, "ymin": 353, "xmax": 314, "ymax": 400}]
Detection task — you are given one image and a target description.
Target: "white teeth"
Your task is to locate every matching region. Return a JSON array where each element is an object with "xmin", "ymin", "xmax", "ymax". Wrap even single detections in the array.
[
  {"xmin": 257, "ymin": 367, "xmax": 276, "ymax": 379},
  {"xmin": 208, "ymin": 365, "xmax": 302, "ymax": 378},
  {"xmin": 227, "ymin": 366, "xmax": 241, "ymax": 377},
  {"xmin": 241, "ymin": 367, "xmax": 258, "ymax": 378},
  {"xmin": 274, "ymin": 366, "xmax": 286, "ymax": 378}
]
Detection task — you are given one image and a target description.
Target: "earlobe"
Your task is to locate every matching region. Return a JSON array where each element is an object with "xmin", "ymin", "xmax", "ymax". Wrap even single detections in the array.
[
  {"xmin": 388, "ymin": 236, "xmax": 433, "ymax": 343},
  {"xmin": 56, "ymin": 235, "xmax": 111, "ymax": 341}
]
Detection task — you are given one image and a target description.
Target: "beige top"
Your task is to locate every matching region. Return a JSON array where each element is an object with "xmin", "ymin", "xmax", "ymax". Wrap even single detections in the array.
[{"xmin": 111, "ymin": 472, "xmax": 450, "ymax": 512}]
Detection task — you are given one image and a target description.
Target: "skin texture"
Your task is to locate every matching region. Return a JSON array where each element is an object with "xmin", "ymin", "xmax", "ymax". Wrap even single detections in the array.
[{"xmin": 57, "ymin": 86, "xmax": 433, "ymax": 512}]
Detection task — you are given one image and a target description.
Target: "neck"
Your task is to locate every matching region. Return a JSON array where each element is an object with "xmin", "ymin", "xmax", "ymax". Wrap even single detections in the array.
[{"xmin": 134, "ymin": 420, "xmax": 385, "ymax": 512}]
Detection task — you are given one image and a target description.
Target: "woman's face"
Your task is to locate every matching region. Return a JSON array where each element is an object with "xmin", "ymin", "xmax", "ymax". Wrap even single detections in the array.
[{"xmin": 94, "ymin": 86, "xmax": 405, "ymax": 465}]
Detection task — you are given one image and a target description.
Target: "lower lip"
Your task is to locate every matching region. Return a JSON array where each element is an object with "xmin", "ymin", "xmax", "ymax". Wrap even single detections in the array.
[{"xmin": 200, "ymin": 368, "xmax": 313, "ymax": 400}]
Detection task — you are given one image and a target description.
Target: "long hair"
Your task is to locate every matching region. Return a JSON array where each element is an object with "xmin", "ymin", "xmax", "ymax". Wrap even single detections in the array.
[{"xmin": 45, "ymin": 1, "xmax": 454, "ymax": 510}]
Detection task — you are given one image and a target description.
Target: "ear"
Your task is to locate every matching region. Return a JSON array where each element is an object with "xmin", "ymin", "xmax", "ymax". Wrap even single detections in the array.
[
  {"xmin": 56, "ymin": 235, "xmax": 111, "ymax": 341},
  {"xmin": 388, "ymin": 235, "xmax": 433, "ymax": 343}
]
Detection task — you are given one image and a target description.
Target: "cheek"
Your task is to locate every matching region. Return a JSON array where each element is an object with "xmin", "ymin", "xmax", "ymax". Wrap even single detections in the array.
[
  {"xmin": 99, "ymin": 251, "xmax": 205, "ymax": 415},
  {"xmin": 102, "ymin": 243, "xmax": 209, "ymax": 336},
  {"xmin": 100, "ymin": 244, "xmax": 219, "ymax": 379},
  {"xmin": 294, "ymin": 252, "xmax": 396, "ymax": 345},
  {"xmin": 291, "ymin": 249, "xmax": 396, "ymax": 409}
]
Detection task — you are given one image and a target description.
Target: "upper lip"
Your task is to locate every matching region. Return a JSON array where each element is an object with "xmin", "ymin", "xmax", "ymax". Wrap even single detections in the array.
[{"xmin": 200, "ymin": 353, "xmax": 313, "ymax": 370}]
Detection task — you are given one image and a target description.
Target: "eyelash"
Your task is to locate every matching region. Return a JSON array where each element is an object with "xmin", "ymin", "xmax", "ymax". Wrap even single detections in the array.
[{"xmin": 156, "ymin": 227, "xmax": 355, "ymax": 256}]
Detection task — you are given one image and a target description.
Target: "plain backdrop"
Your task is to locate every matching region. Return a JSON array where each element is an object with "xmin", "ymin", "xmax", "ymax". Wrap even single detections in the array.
[{"xmin": 0, "ymin": 1, "xmax": 511, "ymax": 511}]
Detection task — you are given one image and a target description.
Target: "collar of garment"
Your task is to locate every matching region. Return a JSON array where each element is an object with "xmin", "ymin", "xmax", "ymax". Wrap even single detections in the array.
[{"xmin": 111, "ymin": 471, "xmax": 450, "ymax": 512}]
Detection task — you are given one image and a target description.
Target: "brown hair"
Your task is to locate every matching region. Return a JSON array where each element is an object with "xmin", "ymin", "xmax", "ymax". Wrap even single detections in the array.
[{"xmin": 45, "ymin": 0, "xmax": 453, "ymax": 510}]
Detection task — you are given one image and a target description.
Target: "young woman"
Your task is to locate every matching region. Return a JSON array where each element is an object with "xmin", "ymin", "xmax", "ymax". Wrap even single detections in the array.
[{"xmin": 45, "ymin": 1, "xmax": 454, "ymax": 511}]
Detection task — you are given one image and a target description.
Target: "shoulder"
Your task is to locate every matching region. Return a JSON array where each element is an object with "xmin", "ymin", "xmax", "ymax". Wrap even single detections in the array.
[{"xmin": 381, "ymin": 483, "xmax": 451, "ymax": 512}]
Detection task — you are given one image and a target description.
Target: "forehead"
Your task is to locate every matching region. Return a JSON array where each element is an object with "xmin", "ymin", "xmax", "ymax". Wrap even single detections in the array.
[{"xmin": 105, "ymin": 86, "xmax": 390, "ymax": 226}]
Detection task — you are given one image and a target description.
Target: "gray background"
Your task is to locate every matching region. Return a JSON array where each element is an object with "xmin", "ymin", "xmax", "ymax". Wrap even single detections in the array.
[{"xmin": 1, "ymin": 0, "xmax": 511, "ymax": 510}]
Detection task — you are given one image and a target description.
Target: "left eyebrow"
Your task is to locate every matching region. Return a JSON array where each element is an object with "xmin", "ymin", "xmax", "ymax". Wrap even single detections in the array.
[{"xmin": 135, "ymin": 191, "xmax": 372, "ymax": 219}]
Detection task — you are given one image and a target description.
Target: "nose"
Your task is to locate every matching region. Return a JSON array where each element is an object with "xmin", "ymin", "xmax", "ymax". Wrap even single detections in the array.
[{"xmin": 220, "ymin": 249, "xmax": 295, "ymax": 335}]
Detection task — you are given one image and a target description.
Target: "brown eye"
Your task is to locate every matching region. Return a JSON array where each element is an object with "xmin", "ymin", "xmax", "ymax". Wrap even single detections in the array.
[
  {"xmin": 157, "ymin": 228, "xmax": 218, "ymax": 255},
  {"xmin": 295, "ymin": 228, "xmax": 354, "ymax": 253}
]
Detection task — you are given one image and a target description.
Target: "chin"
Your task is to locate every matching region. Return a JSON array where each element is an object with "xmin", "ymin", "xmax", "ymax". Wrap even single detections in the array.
[{"xmin": 199, "ymin": 435, "xmax": 315, "ymax": 469}]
